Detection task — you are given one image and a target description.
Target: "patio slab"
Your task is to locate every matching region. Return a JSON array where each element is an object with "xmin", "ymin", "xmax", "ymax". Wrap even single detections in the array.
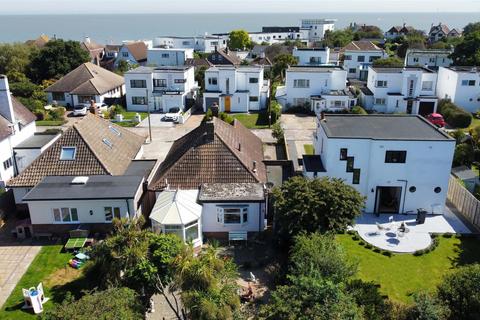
[{"xmin": 353, "ymin": 206, "xmax": 471, "ymax": 253}]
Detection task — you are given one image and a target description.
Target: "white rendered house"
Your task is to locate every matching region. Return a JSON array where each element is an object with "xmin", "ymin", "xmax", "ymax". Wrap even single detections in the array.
[
  {"xmin": 304, "ymin": 114, "xmax": 455, "ymax": 214},
  {"xmin": 293, "ymin": 47, "xmax": 330, "ymax": 66},
  {"xmin": 147, "ymin": 48, "xmax": 194, "ymax": 66},
  {"xmin": 0, "ymin": 75, "xmax": 37, "ymax": 187},
  {"xmin": 275, "ymin": 66, "xmax": 356, "ymax": 113},
  {"xmin": 203, "ymin": 66, "xmax": 269, "ymax": 112},
  {"xmin": 125, "ymin": 66, "xmax": 198, "ymax": 112},
  {"xmin": 360, "ymin": 66, "xmax": 438, "ymax": 115},
  {"xmin": 153, "ymin": 35, "xmax": 227, "ymax": 53},
  {"xmin": 437, "ymin": 66, "xmax": 480, "ymax": 113},
  {"xmin": 301, "ymin": 19, "xmax": 336, "ymax": 42},
  {"xmin": 404, "ymin": 48, "xmax": 453, "ymax": 69},
  {"xmin": 342, "ymin": 41, "xmax": 387, "ymax": 80}
]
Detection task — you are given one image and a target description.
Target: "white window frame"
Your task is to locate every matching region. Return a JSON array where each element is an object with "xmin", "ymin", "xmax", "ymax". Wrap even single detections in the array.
[
  {"xmin": 184, "ymin": 220, "xmax": 200, "ymax": 242},
  {"xmin": 376, "ymin": 80, "xmax": 388, "ymax": 88},
  {"xmin": 375, "ymin": 98, "xmax": 386, "ymax": 105},
  {"xmin": 53, "ymin": 207, "xmax": 79, "ymax": 223},
  {"xmin": 60, "ymin": 147, "xmax": 76, "ymax": 161},
  {"xmin": 422, "ymin": 81, "xmax": 433, "ymax": 91},
  {"xmin": 293, "ymin": 79, "xmax": 310, "ymax": 88},
  {"xmin": 216, "ymin": 206, "xmax": 248, "ymax": 225},
  {"xmin": 104, "ymin": 206, "xmax": 121, "ymax": 222}
]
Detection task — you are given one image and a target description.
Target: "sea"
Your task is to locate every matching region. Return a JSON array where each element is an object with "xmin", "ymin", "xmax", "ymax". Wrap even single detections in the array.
[{"xmin": 0, "ymin": 12, "xmax": 479, "ymax": 44}]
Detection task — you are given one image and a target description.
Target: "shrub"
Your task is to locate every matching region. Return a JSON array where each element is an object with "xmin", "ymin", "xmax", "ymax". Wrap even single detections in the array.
[
  {"xmin": 358, "ymin": 241, "xmax": 366, "ymax": 246},
  {"xmin": 443, "ymin": 233, "xmax": 453, "ymax": 238},
  {"xmin": 34, "ymin": 110, "xmax": 45, "ymax": 121},
  {"xmin": 48, "ymin": 107, "xmax": 65, "ymax": 120},
  {"xmin": 352, "ymin": 235, "xmax": 359, "ymax": 241},
  {"xmin": 365, "ymin": 243, "xmax": 373, "ymax": 249},
  {"xmin": 373, "ymin": 248, "xmax": 381, "ymax": 253},
  {"xmin": 382, "ymin": 250, "xmax": 393, "ymax": 257},
  {"xmin": 438, "ymin": 99, "xmax": 472, "ymax": 128},
  {"xmin": 271, "ymin": 122, "xmax": 284, "ymax": 144},
  {"xmin": 270, "ymin": 100, "xmax": 282, "ymax": 123},
  {"xmin": 414, "ymin": 249, "xmax": 425, "ymax": 256},
  {"xmin": 347, "ymin": 230, "xmax": 356, "ymax": 235},
  {"xmin": 351, "ymin": 106, "xmax": 368, "ymax": 115}
]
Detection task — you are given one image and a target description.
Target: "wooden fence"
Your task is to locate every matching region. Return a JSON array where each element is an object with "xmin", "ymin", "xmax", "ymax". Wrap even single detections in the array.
[{"xmin": 447, "ymin": 175, "xmax": 480, "ymax": 230}]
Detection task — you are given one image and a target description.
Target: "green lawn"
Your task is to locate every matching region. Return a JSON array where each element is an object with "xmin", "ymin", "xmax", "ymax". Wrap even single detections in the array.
[
  {"xmin": 35, "ymin": 120, "xmax": 65, "ymax": 126},
  {"xmin": 1, "ymin": 245, "xmax": 83, "ymax": 319},
  {"xmin": 462, "ymin": 117, "xmax": 480, "ymax": 132},
  {"xmin": 336, "ymin": 234, "xmax": 480, "ymax": 303},
  {"xmin": 304, "ymin": 144, "xmax": 314, "ymax": 155},
  {"xmin": 115, "ymin": 121, "xmax": 139, "ymax": 127},
  {"xmin": 119, "ymin": 111, "xmax": 148, "ymax": 120},
  {"xmin": 232, "ymin": 112, "xmax": 271, "ymax": 129}
]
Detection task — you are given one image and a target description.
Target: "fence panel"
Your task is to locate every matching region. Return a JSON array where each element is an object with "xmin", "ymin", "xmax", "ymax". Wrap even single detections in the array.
[{"xmin": 447, "ymin": 175, "xmax": 480, "ymax": 230}]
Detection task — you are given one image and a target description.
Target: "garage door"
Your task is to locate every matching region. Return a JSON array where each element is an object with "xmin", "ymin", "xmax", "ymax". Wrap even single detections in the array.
[
  {"xmin": 418, "ymin": 102, "xmax": 435, "ymax": 116},
  {"xmin": 205, "ymin": 97, "xmax": 219, "ymax": 111}
]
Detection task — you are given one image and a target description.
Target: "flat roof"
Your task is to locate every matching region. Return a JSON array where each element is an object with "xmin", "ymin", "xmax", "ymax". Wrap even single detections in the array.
[
  {"xmin": 370, "ymin": 66, "xmax": 434, "ymax": 73},
  {"xmin": 23, "ymin": 175, "xmax": 144, "ymax": 201},
  {"xmin": 303, "ymin": 155, "xmax": 326, "ymax": 173},
  {"xmin": 287, "ymin": 66, "xmax": 344, "ymax": 73},
  {"xmin": 445, "ymin": 66, "xmax": 480, "ymax": 73},
  {"xmin": 149, "ymin": 47, "xmax": 193, "ymax": 51},
  {"xmin": 320, "ymin": 115, "xmax": 453, "ymax": 141},
  {"xmin": 14, "ymin": 134, "xmax": 58, "ymax": 149},
  {"xmin": 198, "ymin": 183, "xmax": 265, "ymax": 202},
  {"xmin": 124, "ymin": 160, "xmax": 157, "ymax": 178},
  {"xmin": 294, "ymin": 47, "xmax": 328, "ymax": 51},
  {"xmin": 127, "ymin": 66, "xmax": 192, "ymax": 74}
]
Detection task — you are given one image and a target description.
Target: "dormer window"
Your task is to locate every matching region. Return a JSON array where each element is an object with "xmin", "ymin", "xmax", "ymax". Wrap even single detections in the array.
[{"xmin": 60, "ymin": 147, "xmax": 76, "ymax": 160}]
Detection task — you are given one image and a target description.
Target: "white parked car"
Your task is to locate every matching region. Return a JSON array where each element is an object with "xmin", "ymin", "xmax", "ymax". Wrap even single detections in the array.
[
  {"xmin": 164, "ymin": 107, "xmax": 181, "ymax": 122},
  {"xmin": 73, "ymin": 105, "xmax": 88, "ymax": 116},
  {"xmin": 82, "ymin": 102, "xmax": 109, "ymax": 112}
]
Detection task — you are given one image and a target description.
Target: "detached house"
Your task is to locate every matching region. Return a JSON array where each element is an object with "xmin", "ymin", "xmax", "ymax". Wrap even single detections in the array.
[
  {"xmin": 360, "ymin": 66, "xmax": 438, "ymax": 115},
  {"xmin": 45, "ymin": 62, "xmax": 125, "ymax": 107},
  {"xmin": 148, "ymin": 118, "xmax": 267, "ymax": 247},
  {"xmin": 125, "ymin": 66, "xmax": 198, "ymax": 112},
  {"xmin": 115, "ymin": 41, "xmax": 148, "ymax": 67},
  {"xmin": 342, "ymin": 41, "xmax": 387, "ymax": 80},
  {"xmin": 437, "ymin": 66, "xmax": 480, "ymax": 113},
  {"xmin": 305, "ymin": 114, "xmax": 455, "ymax": 214},
  {"xmin": 276, "ymin": 66, "xmax": 356, "ymax": 113},
  {"xmin": 293, "ymin": 47, "xmax": 330, "ymax": 66},
  {"xmin": 207, "ymin": 48, "xmax": 242, "ymax": 66},
  {"xmin": 147, "ymin": 48, "xmax": 194, "ymax": 66},
  {"xmin": 81, "ymin": 37, "xmax": 105, "ymax": 65},
  {"xmin": 385, "ymin": 24, "xmax": 415, "ymax": 40},
  {"xmin": 428, "ymin": 23, "xmax": 461, "ymax": 42},
  {"xmin": 0, "ymin": 75, "xmax": 37, "ymax": 187},
  {"xmin": 203, "ymin": 66, "xmax": 269, "ymax": 112},
  {"xmin": 405, "ymin": 48, "xmax": 453, "ymax": 69},
  {"xmin": 7, "ymin": 113, "xmax": 148, "ymax": 235}
]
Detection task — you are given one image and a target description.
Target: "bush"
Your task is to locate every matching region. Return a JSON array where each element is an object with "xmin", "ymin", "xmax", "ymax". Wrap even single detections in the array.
[
  {"xmin": 271, "ymin": 122, "xmax": 284, "ymax": 144},
  {"xmin": 358, "ymin": 241, "xmax": 366, "ymax": 246},
  {"xmin": 48, "ymin": 107, "xmax": 65, "ymax": 120},
  {"xmin": 270, "ymin": 100, "xmax": 282, "ymax": 123},
  {"xmin": 352, "ymin": 235, "xmax": 359, "ymax": 241},
  {"xmin": 382, "ymin": 250, "xmax": 393, "ymax": 257},
  {"xmin": 442, "ymin": 233, "xmax": 453, "ymax": 238},
  {"xmin": 438, "ymin": 99, "xmax": 472, "ymax": 128},
  {"xmin": 351, "ymin": 106, "xmax": 368, "ymax": 115},
  {"xmin": 365, "ymin": 243, "xmax": 373, "ymax": 249},
  {"xmin": 373, "ymin": 248, "xmax": 381, "ymax": 253},
  {"xmin": 414, "ymin": 249, "xmax": 425, "ymax": 256}
]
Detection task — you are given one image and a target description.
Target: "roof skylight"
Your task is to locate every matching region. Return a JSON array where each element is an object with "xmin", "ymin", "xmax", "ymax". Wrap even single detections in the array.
[{"xmin": 60, "ymin": 147, "xmax": 76, "ymax": 160}]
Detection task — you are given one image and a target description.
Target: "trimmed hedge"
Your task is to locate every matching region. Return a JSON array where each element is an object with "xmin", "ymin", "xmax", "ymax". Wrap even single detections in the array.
[{"xmin": 438, "ymin": 100, "xmax": 472, "ymax": 128}]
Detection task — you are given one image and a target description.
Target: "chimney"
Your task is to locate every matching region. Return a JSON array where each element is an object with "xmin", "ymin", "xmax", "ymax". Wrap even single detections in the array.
[
  {"xmin": 238, "ymin": 143, "xmax": 241, "ymax": 151},
  {"xmin": 320, "ymin": 111, "xmax": 326, "ymax": 121},
  {"xmin": 89, "ymin": 100, "xmax": 98, "ymax": 115},
  {"xmin": 214, "ymin": 45, "xmax": 218, "ymax": 53},
  {"xmin": 0, "ymin": 75, "xmax": 16, "ymax": 124},
  {"xmin": 204, "ymin": 120, "xmax": 215, "ymax": 141},
  {"xmin": 85, "ymin": 36, "xmax": 91, "ymax": 44},
  {"xmin": 403, "ymin": 22, "xmax": 406, "ymax": 28},
  {"xmin": 252, "ymin": 160, "xmax": 257, "ymax": 173}
]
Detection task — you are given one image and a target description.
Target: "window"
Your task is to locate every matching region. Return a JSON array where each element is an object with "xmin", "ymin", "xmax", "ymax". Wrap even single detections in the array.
[
  {"xmin": 132, "ymin": 96, "xmax": 147, "ymax": 105},
  {"xmin": 385, "ymin": 150, "xmax": 407, "ymax": 163},
  {"xmin": 344, "ymin": 55, "xmax": 352, "ymax": 60},
  {"xmin": 182, "ymin": 41, "xmax": 190, "ymax": 45},
  {"xmin": 376, "ymin": 80, "xmax": 387, "ymax": 88},
  {"xmin": 348, "ymin": 68, "xmax": 356, "ymax": 74},
  {"xmin": 346, "ymin": 157, "xmax": 354, "ymax": 172},
  {"xmin": 357, "ymin": 55, "xmax": 365, "ymax": 62},
  {"xmin": 52, "ymin": 92, "xmax": 65, "ymax": 101},
  {"xmin": 2, "ymin": 157, "xmax": 12, "ymax": 170},
  {"xmin": 293, "ymin": 79, "xmax": 310, "ymax": 88},
  {"xmin": 164, "ymin": 224, "xmax": 183, "ymax": 238},
  {"xmin": 78, "ymin": 95, "xmax": 95, "ymax": 103},
  {"xmin": 352, "ymin": 169, "xmax": 360, "ymax": 184},
  {"xmin": 53, "ymin": 208, "xmax": 79, "ymax": 223},
  {"xmin": 122, "ymin": 51, "xmax": 129, "ymax": 57},
  {"xmin": 60, "ymin": 147, "xmax": 76, "ymax": 160},
  {"xmin": 293, "ymin": 98, "xmax": 307, "ymax": 106},
  {"xmin": 340, "ymin": 148, "xmax": 348, "ymax": 160},
  {"xmin": 429, "ymin": 57, "xmax": 435, "ymax": 63},
  {"xmin": 413, "ymin": 57, "xmax": 419, "ymax": 63},
  {"xmin": 103, "ymin": 138, "xmax": 113, "ymax": 148},
  {"xmin": 161, "ymin": 53, "xmax": 169, "ymax": 58},
  {"xmin": 375, "ymin": 98, "xmax": 386, "ymax": 105},
  {"xmin": 249, "ymin": 77, "xmax": 259, "ymax": 83},
  {"xmin": 104, "ymin": 207, "xmax": 121, "ymax": 221},
  {"xmin": 331, "ymin": 100, "xmax": 345, "ymax": 107},
  {"xmin": 434, "ymin": 187, "xmax": 442, "ymax": 193},
  {"xmin": 218, "ymin": 207, "xmax": 248, "ymax": 225},
  {"xmin": 462, "ymin": 80, "xmax": 476, "ymax": 86},
  {"xmin": 185, "ymin": 220, "xmax": 199, "ymax": 242},
  {"xmin": 208, "ymin": 77, "xmax": 218, "ymax": 85},
  {"xmin": 369, "ymin": 56, "xmax": 380, "ymax": 62},
  {"xmin": 249, "ymin": 96, "xmax": 259, "ymax": 102},
  {"xmin": 409, "ymin": 186, "xmax": 416, "ymax": 193},
  {"xmin": 130, "ymin": 79, "xmax": 146, "ymax": 88},
  {"xmin": 153, "ymin": 79, "xmax": 167, "ymax": 87},
  {"xmin": 174, "ymin": 79, "xmax": 186, "ymax": 83},
  {"xmin": 422, "ymin": 81, "xmax": 433, "ymax": 91}
]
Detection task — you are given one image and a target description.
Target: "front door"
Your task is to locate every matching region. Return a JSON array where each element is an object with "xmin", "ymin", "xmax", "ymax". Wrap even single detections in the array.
[
  {"xmin": 375, "ymin": 187, "xmax": 402, "ymax": 214},
  {"xmin": 406, "ymin": 100, "xmax": 413, "ymax": 114},
  {"xmin": 24, "ymin": 227, "xmax": 31, "ymax": 238},
  {"xmin": 359, "ymin": 70, "xmax": 368, "ymax": 81},
  {"xmin": 225, "ymin": 96, "xmax": 231, "ymax": 112}
]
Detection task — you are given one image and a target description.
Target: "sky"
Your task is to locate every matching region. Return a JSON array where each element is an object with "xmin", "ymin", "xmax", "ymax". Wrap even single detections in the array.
[{"xmin": 1, "ymin": 0, "xmax": 480, "ymax": 14}]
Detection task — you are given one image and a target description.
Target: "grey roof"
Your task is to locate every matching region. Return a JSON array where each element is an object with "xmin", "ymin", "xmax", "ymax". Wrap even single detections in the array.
[
  {"xmin": 287, "ymin": 66, "xmax": 344, "ymax": 73},
  {"xmin": 198, "ymin": 183, "xmax": 265, "ymax": 202},
  {"xmin": 126, "ymin": 66, "xmax": 193, "ymax": 74},
  {"xmin": 370, "ymin": 66, "xmax": 434, "ymax": 74},
  {"xmin": 14, "ymin": 134, "xmax": 59, "ymax": 149},
  {"xmin": 124, "ymin": 160, "xmax": 157, "ymax": 178},
  {"xmin": 23, "ymin": 175, "xmax": 144, "ymax": 201},
  {"xmin": 294, "ymin": 47, "xmax": 328, "ymax": 51},
  {"xmin": 303, "ymin": 155, "xmax": 326, "ymax": 173},
  {"xmin": 320, "ymin": 115, "xmax": 453, "ymax": 141},
  {"xmin": 446, "ymin": 66, "xmax": 480, "ymax": 73},
  {"xmin": 452, "ymin": 166, "xmax": 478, "ymax": 181}
]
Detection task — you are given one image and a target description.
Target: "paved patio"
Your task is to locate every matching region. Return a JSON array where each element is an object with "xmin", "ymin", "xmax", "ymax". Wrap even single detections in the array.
[{"xmin": 353, "ymin": 206, "xmax": 472, "ymax": 253}]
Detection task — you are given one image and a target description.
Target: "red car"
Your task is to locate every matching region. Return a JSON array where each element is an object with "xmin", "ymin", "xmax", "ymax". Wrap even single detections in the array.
[{"xmin": 426, "ymin": 113, "xmax": 446, "ymax": 127}]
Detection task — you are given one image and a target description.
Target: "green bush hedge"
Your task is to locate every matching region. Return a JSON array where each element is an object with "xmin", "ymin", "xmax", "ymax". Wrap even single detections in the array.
[{"xmin": 438, "ymin": 100, "xmax": 472, "ymax": 128}]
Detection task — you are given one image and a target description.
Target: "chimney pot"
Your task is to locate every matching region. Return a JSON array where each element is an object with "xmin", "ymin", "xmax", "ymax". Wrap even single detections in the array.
[
  {"xmin": 89, "ymin": 100, "xmax": 99, "ymax": 115},
  {"xmin": 253, "ymin": 160, "xmax": 257, "ymax": 172}
]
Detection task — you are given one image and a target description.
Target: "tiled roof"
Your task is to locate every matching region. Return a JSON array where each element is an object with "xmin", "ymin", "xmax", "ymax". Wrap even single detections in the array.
[
  {"xmin": 149, "ymin": 118, "xmax": 266, "ymax": 191},
  {"xmin": 8, "ymin": 113, "xmax": 145, "ymax": 187},
  {"xmin": 185, "ymin": 58, "xmax": 213, "ymax": 68},
  {"xmin": 343, "ymin": 41, "xmax": 382, "ymax": 51},
  {"xmin": 124, "ymin": 42, "xmax": 148, "ymax": 62},
  {"xmin": 45, "ymin": 62, "xmax": 124, "ymax": 95},
  {"xmin": 208, "ymin": 48, "xmax": 242, "ymax": 66},
  {"xmin": 0, "ymin": 97, "xmax": 36, "ymax": 141},
  {"xmin": 251, "ymin": 56, "xmax": 272, "ymax": 67}
]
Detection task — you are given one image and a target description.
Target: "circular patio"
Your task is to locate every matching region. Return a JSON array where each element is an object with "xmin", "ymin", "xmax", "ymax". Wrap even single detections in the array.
[{"xmin": 357, "ymin": 228, "xmax": 432, "ymax": 253}]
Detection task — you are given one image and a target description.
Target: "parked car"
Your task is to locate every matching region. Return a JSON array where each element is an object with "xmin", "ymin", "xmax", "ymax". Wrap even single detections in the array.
[
  {"xmin": 73, "ymin": 105, "xmax": 88, "ymax": 116},
  {"xmin": 163, "ymin": 107, "xmax": 181, "ymax": 122},
  {"xmin": 82, "ymin": 102, "xmax": 109, "ymax": 112},
  {"xmin": 426, "ymin": 113, "xmax": 446, "ymax": 127}
]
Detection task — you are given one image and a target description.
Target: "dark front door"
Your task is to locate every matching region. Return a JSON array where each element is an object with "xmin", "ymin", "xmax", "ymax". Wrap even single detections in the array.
[
  {"xmin": 375, "ymin": 187, "xmax": 402, "ymax": 214},
  {"xmin": 406, "ymin": 100, "xmax": 414, "ymax": 114},
  {"xmin": 418, "ymin": 101, "xmax": 435, "ymax": 116},
  {"xmin": 24, "ymin": 227, "xmax": 31, "ymax": 238}
]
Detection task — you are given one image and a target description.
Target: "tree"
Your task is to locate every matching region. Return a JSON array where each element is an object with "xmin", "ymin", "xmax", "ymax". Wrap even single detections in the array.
[
  {"xmin": 347, "ymin": 279, "xmax": 392, "ymax": 320},
  {"xmin": 259, "ymin": 275, "xmax": 363, "ymax": 320},
  {"xmin": 195, "ymin": 65, "xmax": 208, "ymax": 92},
  {"xmin": 453, "ymin": 143, "xmax": 474, "ymax": 167},
  {"xmin": 0, "ymin": 43, "xmax": 38, "ymax": 77},
  {"xmin": 463, "ymin": 22, "xmax": 480, "ymax": 36},
  {"xmin": 272, "ymin": 53, "xmax": 297, "ymax": 81},
  {"xmin": 397, "ymin": 32, "xmax": 426, "ymax": 58},
  {"xmin": 322, "ymin": 29, "xmax": 354, "ymax": 48},
  {"xmin": 406, "ymin": 292, "xmax": 450, "ymax": 320},
  {"xmin": 228, "ymin": 30, "xmax": 251, "ymax": 50},
  {"xmin": 372, "ymin": 56, "xmax": 404, "ymax": 67},
  {"xmin": 271, "ymin": 122, "xmax": 284, "ymax": 144},
  {"xmin": 272, "ymin": 177, "xmax": 365, "ymax": 242},
  {"xmin": 116, "ymin": 60, "xmax": 138, "ymax": 75},
  {"xmin": 175, "ymin": 245, "xmax": 240, "ymax": 320},
  {"xmin": 289, "ymin": 233, "xmax": 357, "ymax": 283},
  {"xmin": 269, "ymin": 100, "xmax": 282, "ymax": 124},
  {"xmin": 451, "ymin": 30, "xmax": 480, "ymax": 66},
  {"xmin": 42, "ymin": 287, "xmax": 144, "ymax": 320},
  {"xmin": 437, "ymin": 264, "xmax": 480, "ymax": 320},
  {"xmin": 353, "ymin": 26, "xmax": 384, "ymax": 40},
  {"xmin": 28, "ymin": 39, "xmax": 90, "ymax": 82}
]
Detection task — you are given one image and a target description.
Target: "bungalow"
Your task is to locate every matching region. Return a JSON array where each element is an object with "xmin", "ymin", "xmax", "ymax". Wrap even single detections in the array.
[
  {"xmin": 436, "ymin": 66, "xmax": 480, "ymax": 113},
  {"xmin": 203, "ymin": 66, "xmax": 269, "ymax": 112},
  {"xmin": 305, "ymin": 114, "xmax": 455, "ymax": 214},
  {"xmin": 45, "ymin": 62, "xmax": 125, "ymax": 107},
  {"xmin": 7, "ymin": 113, "xmax": 146, "ymax": 214},
  {"xmin": 341, "ymin": 41, "xmax": 387, "ymax": 80},
  {"xmin": 0, "ymin": 75, "xmax": 37, "ymax": 187},
  {"xmin": 404, "ymin": 48, "xmax": 453, "ymax": 69},
  {"xmin": 360, "ymin": 66, "xmax": 438, "ymax": 115},
  {"xmin": 148, "ymin": 117, "xmax": 267, "ymax": 246},
  {"xmin": 115, "ymin": 41, "xmax": 149, "ymax": 67}
]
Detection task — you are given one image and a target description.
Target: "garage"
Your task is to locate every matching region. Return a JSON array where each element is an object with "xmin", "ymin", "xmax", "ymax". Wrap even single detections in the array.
[
  {"xmin": 418, "ymin": 101, "xmax": 436, "ymax": 116},
  {"xmin": 204, "ymin": 97, "xmax": 219, "ymax": 111}
]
